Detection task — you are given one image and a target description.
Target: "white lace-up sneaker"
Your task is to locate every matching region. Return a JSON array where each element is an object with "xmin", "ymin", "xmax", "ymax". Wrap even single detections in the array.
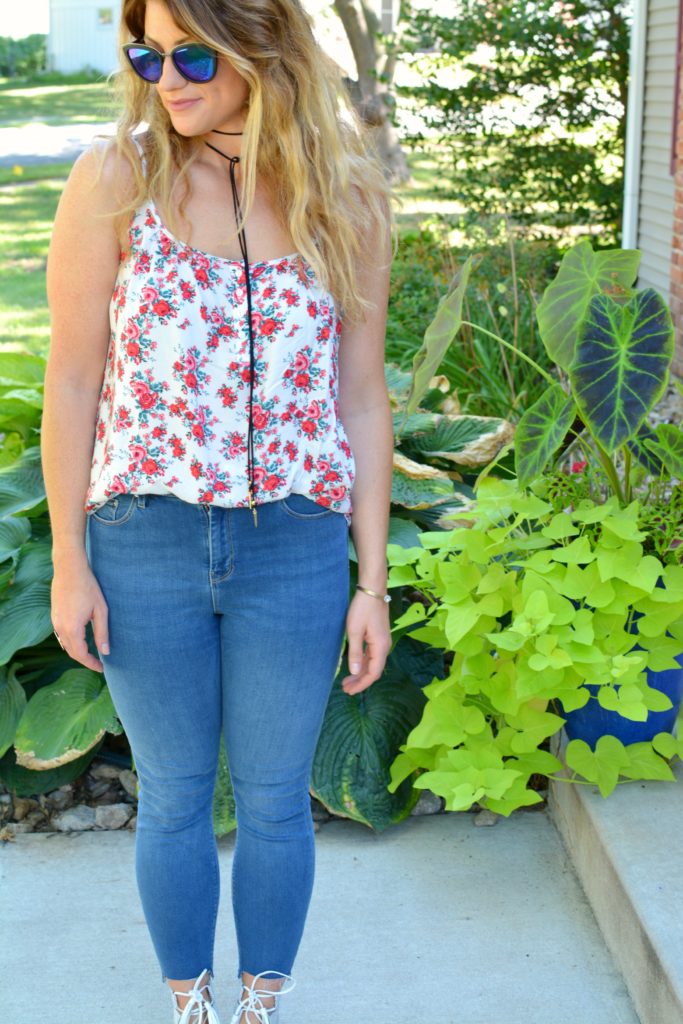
[
  {"xmin": 229, "ymin": 970, "xmax": 296, "ymax": 1024},
  {"xmin": 170, "ymin": 967, "xmax": 222, "ymax": 1024}
]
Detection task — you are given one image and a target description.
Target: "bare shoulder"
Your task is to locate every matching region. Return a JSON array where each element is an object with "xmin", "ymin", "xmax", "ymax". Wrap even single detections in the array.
[{"xmin": 68, "ymin": 136, "xmax": 141, "ymax": 211}]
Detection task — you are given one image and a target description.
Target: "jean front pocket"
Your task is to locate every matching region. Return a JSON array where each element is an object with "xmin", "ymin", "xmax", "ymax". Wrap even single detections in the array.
[
  {"xmin": 279, "ymin": 492, "xmax": 336, "ymax": 519},
  {"xmin": 87, "ymin": 493, "xmax": 139, "ymax": 526}
]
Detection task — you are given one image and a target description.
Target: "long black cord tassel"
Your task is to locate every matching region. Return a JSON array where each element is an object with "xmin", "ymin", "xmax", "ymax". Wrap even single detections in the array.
[{"xmin": 204, "ymin": 141, "xmax": 258, "ymax": 527}]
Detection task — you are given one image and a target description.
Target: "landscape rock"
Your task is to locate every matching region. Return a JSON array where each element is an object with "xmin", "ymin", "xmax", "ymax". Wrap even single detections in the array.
[
  {"xmin": 48, "ymin": 785, "xmax": 74, "ymax": 810},
  {"xmin": 87, "ymin": 779, "xmax": 114, "ymax": 800},
  {"xmin": 119, "ymin": 770, "xmax": 139, "ymax": 800},
  {"xmin": 95, "ymin": 803, "xmax": 133, "ymax": 830},
  {"xmin": 90, "ymin": 763, "xmax": 124, "ymax": 781},
  {"xmin": 474, "ymin": 808, "xmax": 501, "ymax": 827},
  {"xmin": 24, "ymin": 809, "xmax": 47, "ymax": 828},
  {"xmin": 410, "ymin": 790, "xmax": 444, "ymax": 816},
  {"xmin": 12, "ymin": 797, "xmax": 39, "ymax": 821},
  {"xmin": 3, "ymin": 821, "xmax": 34, "ymax": 835},
  {"xmin": 52, "ymin": 805, "xmax": 97, "ymax": 831}
]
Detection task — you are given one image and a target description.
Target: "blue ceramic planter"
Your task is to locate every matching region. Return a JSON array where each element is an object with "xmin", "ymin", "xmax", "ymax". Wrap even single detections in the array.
[
  {"xmin": 560, "ymin": 651, "xmax": 683, "ymax": 747},
  {"xmin": 559, "ymin": 581, "xmax": 683, "ymax": 747}
]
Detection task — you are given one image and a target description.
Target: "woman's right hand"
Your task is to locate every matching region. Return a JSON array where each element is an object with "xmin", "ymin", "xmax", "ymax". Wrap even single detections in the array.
[{"xmin": 51, "ymin": 561, "xmax": 110, "ymax": 673}]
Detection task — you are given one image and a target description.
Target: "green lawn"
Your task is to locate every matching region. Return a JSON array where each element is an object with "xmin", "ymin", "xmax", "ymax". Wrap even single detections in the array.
[
  {"xmin": 0, "ymin": 175, "xmax": 64, "ymax": 355},
  {"xmin": 0, "ymin": 160, "xmax": 459, "ymax": 360},
  {"xmin": 0, "ymin": 78, "xmax": 462, "ymax": 357},
  {"xmin": 0, "ymin": 80, "xmax": 116, "ymax": 128}
]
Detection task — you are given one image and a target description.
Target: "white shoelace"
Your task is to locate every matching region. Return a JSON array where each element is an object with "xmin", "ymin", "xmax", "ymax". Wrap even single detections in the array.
[
  {"xmin": 172, "ymin": 970, "xmax": 221, "ymax": 1024},
  {"xmin": 231, "ymin": 970, "xmax": 296, "ymax": 1024}
]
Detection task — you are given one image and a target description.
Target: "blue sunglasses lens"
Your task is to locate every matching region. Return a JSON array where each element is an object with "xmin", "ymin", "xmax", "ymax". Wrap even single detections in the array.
[
  {"xmin": 173, "ymin": 44, "xmax": 217, "ymax": 82},
  {"xmin": 125, "ymin": 45, "xmax": 162, "ymax": 82},
  {"xmin": 125, "ymin": 44, "xmax": 217, "ymax": 83}
]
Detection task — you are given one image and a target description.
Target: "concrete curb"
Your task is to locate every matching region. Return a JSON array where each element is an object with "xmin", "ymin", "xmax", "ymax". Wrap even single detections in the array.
[{"xmin": 549, "ymin": 731, "xmax": 683, "ymax": 1024}]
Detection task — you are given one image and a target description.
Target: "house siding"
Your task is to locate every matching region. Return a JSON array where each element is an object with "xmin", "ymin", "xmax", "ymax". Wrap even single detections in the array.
[
  {"xmin": 637, "ymin": 0, "xmax": 677, "ymax": 299},
  {"xmin": 670, "ymin": 21, "xmax": 683, "ymax": 375},
  {"xmin": 48, "ymin": 0, "xmax": 122, "ymax": 75}
]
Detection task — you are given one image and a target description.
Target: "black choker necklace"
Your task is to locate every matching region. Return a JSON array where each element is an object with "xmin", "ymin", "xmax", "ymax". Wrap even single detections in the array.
[
  {"xmin": 204, "ymin": 139, "xmax": 258, "ymax": 527},
  {"xmin": 211, "ymin": 129, "xmax": 243, "ymax": 135}
]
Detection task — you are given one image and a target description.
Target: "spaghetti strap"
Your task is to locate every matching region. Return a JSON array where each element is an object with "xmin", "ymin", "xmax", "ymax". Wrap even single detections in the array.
[{"xmin": 131, "ymin": 134, "xmax": 147, "ymax": 177}]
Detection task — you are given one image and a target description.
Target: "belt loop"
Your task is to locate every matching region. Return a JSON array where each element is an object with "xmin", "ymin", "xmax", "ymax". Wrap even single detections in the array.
[{"xmin": 136, "ymin": 494, "xmax": 147, "ymax": 509}]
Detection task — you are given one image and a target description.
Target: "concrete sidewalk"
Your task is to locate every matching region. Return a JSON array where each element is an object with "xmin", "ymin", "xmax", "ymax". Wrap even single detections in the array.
[
  {"xmin": 0, "ymin": 122, "xmax": 117, "ymax": 167},
  {"xmin": 0, "ymin": 809, "xmax": 639, "ymax": 1024}
]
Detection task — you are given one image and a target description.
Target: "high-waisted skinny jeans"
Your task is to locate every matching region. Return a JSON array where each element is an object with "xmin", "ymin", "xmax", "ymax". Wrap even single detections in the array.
[{"xmin": 85, "ymin": 490, "xmax": 350, "ymax": 983}]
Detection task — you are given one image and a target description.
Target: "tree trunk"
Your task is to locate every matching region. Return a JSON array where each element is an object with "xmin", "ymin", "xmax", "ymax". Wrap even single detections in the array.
[{"xmin": 332, "ymin": 0, "xmax": 411, "ymax": 182}]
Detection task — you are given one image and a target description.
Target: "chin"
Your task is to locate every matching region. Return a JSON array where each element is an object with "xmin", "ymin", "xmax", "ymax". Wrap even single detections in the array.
[{"xmin": 167, "ymin": 115, "xmax": 207, "ymax": 137}]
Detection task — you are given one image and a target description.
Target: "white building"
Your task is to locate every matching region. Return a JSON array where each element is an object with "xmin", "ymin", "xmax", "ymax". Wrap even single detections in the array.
[{"xmin": 47, "ymin": 0, "xmax": 122, "ymax": 75}]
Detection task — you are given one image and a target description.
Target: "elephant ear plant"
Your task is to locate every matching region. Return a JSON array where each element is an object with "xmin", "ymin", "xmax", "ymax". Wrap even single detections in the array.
[
  {"xmin": 513, "ymin": 239, "xmax": 678, "ymax": 508},
  {"xmin": 384, "ymin": 239, "xmax": 683, "ymax": 813}
]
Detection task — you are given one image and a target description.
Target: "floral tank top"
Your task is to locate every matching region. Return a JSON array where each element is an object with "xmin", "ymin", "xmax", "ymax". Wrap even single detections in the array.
[{"xmin": 84, "ymin": 137, "xmax": 355, "ymax": 525}]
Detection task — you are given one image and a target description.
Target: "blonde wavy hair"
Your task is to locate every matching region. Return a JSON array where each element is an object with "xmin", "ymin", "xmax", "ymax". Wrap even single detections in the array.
[{"xmin": 100, "ymin": 0, "xmax": 397, "ymax": 325}]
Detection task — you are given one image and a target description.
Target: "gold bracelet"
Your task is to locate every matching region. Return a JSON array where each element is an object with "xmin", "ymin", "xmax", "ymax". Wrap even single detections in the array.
[{"xmin": 356, "ymin": 584, "xmax": 391, "ymax": 604}]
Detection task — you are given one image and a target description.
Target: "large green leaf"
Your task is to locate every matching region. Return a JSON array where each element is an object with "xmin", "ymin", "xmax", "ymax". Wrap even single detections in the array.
[
  {"xmin": 0, "ymin": 392, "xmax": 43, "ymax": 443},
  {"xmin": 536, "ymin": 240, "xmax": 640, "ymax": 371},
  {"xmin": 14, "ymin": 667, "xmax": 122, "ymax": 769},
  {"xmin": 311, "ymin": 638, "xmax": 444, "ymax": 831},
  {"xmin": 399, "ymin": 413, "xmax": 515, "ymax": 469},
  {"xmin": 0, "ymin": 737, "xmax": 105, "ymax": 797},
  {"xmin": 514, "ymin": 384, "xmax": 577, "ymax": 487},
  {"xmin": 391, "ymin": 452, "xmax": 458, "ymax": 509},
  {"xmin": 393, "ymin": 410, "xmax": 440, "ymax": 437},
  {"xmin": 387, "ymin": 515, "xmax": 424, "ymax": 549},
  {"xmin": 0, "ymin": 534, "xmax": 53, "ymax": 666},
  {"xmin": 0, "ymin": 513, "xmax": 31, "ymax": 566},
  {"xmin": 628, "ymin": 421, "xmax": 666, "ymax": 476},
  {"xmin": 385, "ymin": 363, "xmax": 413, "ymax": 408},
  {"xmin": 398, "ymin": 256, "xmax": 476, "ymax": 428},
  {"xmin": 0, "ymin": 445, "xmax": 45, "ymax": 518},
  {"xmin": 643, "ymin": 423, "xmax": 683, "ymax": 480},
  {"xmin": 0, "ymin": 351, "xmax": 47, "ymax": 389},
  {"xmin": 569, "ymin": 289, "xmax": 674, "ymax": 454},
  {"xmin": 0, "ymin": 663, "xmax": 27, "ymax": 758}
]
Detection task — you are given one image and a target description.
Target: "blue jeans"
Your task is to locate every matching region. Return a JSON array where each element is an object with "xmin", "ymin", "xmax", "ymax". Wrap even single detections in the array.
[{"xmin": 85, "ymin": 491, "xmax": 350, "ymax": 983}]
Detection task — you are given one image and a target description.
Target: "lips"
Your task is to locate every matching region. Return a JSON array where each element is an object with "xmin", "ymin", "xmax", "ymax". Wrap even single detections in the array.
[{"xmin": 166, "ymin": 99, "xmax": 200, "ymax": 111}]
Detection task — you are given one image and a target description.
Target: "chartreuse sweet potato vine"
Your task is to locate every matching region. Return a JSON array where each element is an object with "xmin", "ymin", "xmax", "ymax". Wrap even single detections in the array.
[{"xmin": 386, "ymin": 477, "xmax": 683, "ymax": 814}]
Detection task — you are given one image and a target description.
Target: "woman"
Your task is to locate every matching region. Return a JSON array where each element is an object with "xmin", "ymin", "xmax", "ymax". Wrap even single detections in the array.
[{"xmin": 42, "ymin": 0, "xmax": 395, "ymax": 1021}]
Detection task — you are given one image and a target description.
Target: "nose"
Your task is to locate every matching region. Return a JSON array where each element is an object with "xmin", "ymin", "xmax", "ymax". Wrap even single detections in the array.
[{"xmin": 158, "ymin": 54, "xmax": 187, "ymax": 91}]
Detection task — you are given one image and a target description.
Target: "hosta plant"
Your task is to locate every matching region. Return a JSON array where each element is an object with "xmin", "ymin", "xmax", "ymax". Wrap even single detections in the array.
[{"xmin": 385, "ymin": 476, "xmax": 683, "ymax": 813}]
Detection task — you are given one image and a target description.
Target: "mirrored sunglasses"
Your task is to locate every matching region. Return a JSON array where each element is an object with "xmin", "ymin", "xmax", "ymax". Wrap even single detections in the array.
[{"xmin": 122, "ymin": 41, "xmax": 218, "ymax": 84}]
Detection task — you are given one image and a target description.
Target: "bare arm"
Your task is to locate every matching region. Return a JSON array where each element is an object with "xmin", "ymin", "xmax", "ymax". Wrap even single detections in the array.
[
  {"xmin": 43, "ymin": 141, "xmax": 134, "ymax": 669},
  {"xmin": 337, "ymin": 200, "xmax": 394, "ymax": 694}
]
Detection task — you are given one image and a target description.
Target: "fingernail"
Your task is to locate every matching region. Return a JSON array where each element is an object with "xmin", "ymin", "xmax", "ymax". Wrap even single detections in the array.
[
  {"xmin": 350, "ymin": 663, "xmax": 360, "ymax": 673},
  {"xmin": 101, "ymin": 643, "xmax": 110, "ymax": 654}
]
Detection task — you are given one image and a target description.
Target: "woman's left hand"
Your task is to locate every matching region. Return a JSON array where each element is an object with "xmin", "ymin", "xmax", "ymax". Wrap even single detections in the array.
[{"xmin": 341, "ymin": 589, "xmax": 392, "ymax": 696}]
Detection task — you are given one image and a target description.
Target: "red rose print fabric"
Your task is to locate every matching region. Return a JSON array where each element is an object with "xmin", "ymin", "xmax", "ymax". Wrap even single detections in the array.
[{"xmin": 84, "ymin": 193, "xmax": 356, "ymax": 525}]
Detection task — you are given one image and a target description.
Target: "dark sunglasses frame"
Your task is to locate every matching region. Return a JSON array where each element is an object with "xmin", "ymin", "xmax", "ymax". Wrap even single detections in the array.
[{"xmin": 122, "ymin": 41, "xmax": 218, "ymax": 84}]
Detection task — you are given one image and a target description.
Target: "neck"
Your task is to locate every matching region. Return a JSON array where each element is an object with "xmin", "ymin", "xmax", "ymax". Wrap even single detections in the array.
[{"xmin": 202, "ymin": 129, "xmax": 242, "ymax": 164}]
